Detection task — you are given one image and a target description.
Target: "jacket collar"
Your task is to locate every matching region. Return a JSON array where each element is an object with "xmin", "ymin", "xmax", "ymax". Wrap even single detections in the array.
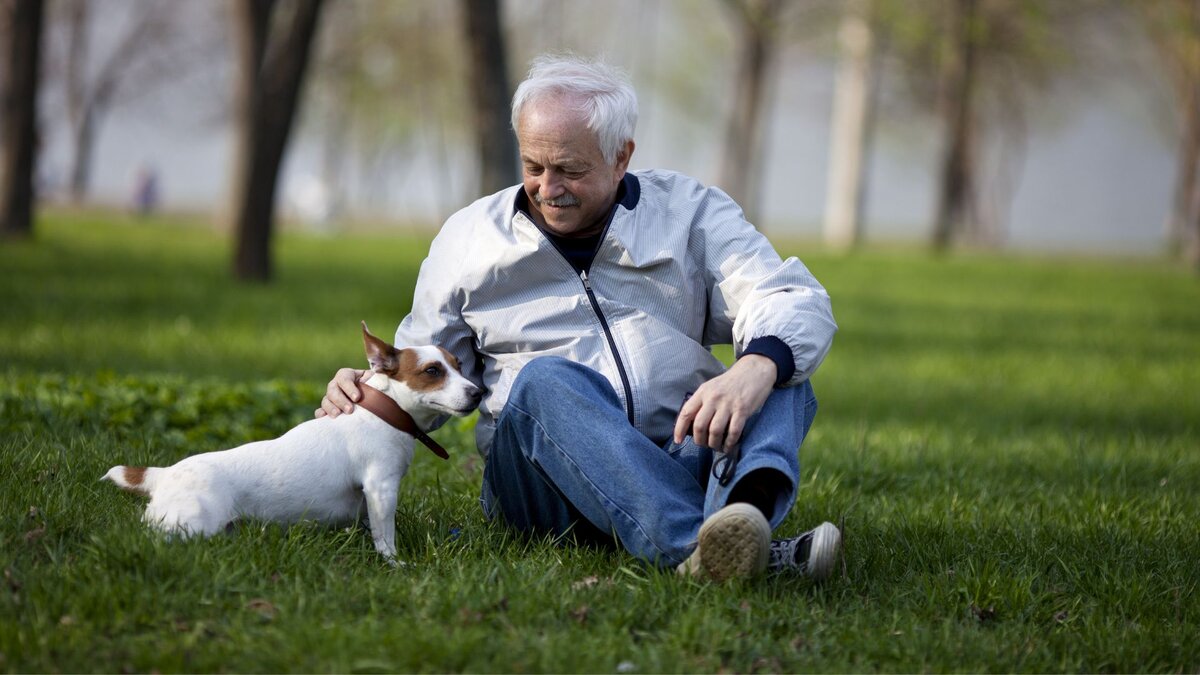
[{"xmin": 512, "ymin": 172, "xmax": 641, "ymax": 221}]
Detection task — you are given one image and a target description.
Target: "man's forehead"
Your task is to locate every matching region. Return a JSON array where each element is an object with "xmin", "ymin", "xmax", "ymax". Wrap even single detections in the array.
[{"xmin": 518, "ymin": 96, "xmax": 592, "ymax": 134}]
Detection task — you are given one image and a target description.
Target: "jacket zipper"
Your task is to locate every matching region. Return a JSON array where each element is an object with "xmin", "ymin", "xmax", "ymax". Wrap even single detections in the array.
[{"xmin": 580, "ymin": 269, "xmax": 636, "ymax": 427}]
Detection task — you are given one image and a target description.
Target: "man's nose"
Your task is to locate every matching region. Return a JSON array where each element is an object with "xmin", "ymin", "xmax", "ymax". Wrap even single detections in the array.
[{"xmin": 538, "ymin": 170, "xmax": 564, "ymax": 199}]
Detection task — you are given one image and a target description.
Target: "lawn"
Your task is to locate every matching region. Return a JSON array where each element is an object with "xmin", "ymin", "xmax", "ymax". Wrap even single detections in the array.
[{"xmin": 2, "ymin": 211, "xmax": 1198, "ymax": 672}]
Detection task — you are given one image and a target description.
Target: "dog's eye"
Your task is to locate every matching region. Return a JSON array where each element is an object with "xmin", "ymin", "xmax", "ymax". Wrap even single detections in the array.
[{"xmin": 424, "ymin": 366, "xmax": 443, "ymax": 377}]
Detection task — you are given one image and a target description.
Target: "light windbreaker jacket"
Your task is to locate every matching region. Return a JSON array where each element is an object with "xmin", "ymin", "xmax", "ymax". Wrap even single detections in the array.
[{"xmin": 394, "ymin": 169, "xmax": 837, "ymax": 457}]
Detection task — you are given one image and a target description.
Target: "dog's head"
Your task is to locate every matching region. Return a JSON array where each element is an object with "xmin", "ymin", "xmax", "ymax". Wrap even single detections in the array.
[{"xmin": 361, "ymin": 322, "xmax": 482, "ymax": 419}]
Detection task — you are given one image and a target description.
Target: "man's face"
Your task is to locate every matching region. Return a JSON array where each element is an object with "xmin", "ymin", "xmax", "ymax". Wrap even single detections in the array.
[{"xmin": 517, "ymin": 96, "xmax": 633, "ymax": 238}]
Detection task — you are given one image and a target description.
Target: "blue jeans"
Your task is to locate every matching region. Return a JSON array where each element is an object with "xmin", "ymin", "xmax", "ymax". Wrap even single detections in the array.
[{"xmin": 481, "ymin": 356, "xmax": 818, "ymax": 568}]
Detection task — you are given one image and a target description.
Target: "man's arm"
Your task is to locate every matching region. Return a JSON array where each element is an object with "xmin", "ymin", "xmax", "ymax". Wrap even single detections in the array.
[{"xmin": 673, "ymin": 181, "xmax": 836, "ymax": 449}]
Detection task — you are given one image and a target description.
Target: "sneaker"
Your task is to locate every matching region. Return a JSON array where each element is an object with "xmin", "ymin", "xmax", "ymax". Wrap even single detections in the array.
[
  {"xmin": 768, "ymin": 521, "xmax": 841, "ymax": 580},
  {"xmin": 676, "ymin": 503, "xmax": 771, "ymax": 581}
]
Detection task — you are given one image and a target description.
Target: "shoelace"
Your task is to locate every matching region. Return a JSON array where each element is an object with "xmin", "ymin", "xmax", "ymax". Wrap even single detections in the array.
[{"xmin": 768, "ymin": 533, "xmax": 812, "ymax": 571}]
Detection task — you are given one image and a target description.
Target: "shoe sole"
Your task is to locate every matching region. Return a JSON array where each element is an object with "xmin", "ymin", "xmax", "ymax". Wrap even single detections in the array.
[
  {"xmin": 806, "ymin": 521, "xmax": 841, "ymax": 581},
  {"xmin": 682, "ymin": 503, "xmax": 770, "ymax": 582}
]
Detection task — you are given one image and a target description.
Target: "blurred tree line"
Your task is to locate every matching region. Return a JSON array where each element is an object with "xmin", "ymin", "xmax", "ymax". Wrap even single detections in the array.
[{"xmin": 2, "ymin": 0, "xmax": 1199, "ymax": 279}]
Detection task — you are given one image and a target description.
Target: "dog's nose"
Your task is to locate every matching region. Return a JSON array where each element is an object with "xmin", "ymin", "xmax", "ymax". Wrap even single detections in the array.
[{"xmin": 469, "ymin": 386, "xmax": 484, "ymax": 404}]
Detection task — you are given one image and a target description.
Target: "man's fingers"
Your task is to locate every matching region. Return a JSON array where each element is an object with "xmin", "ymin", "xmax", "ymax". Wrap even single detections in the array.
[
  {"xmin": 706, "ymin": 409, "xmax": 731, "ymax": 451},
  {"xmin": 336, "ymin": 368, "xmax": 364, "ymax": 401},
  {"xmin": 674, "ymin": 396, "xmax": 700, "ymax": 443},
  {"xmin": 691, "ymin": 405, "xmax": 716, "ymax": 448},
  {"xmin": 317, "ymin": 368, "xmax": 366, "ymax": 419},
  {"xmin": 325, "ymin": 385, "xmax": 353, "ymax": 415},
  {"xmin": 318, "ymin": 396, "xmax": 344, "ymax": 418},
  {"xmin": 724, "ymin": 416, "xmax": 746, "ymax": 452}
]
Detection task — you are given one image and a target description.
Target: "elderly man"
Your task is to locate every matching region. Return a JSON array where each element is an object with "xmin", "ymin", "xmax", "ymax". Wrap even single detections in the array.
[{"xmin": 318, "ymin": 54, "xmax": 840, "ymax": 581}]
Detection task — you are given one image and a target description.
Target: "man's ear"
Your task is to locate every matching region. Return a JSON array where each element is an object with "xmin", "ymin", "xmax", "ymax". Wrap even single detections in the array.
[
  {"xmin": 614, "ymin": 139, "xmax": 635, "ymax": 175},
  {"xmin": 361, "ymin": 321, "xmax": 399, "ymax": 374}
]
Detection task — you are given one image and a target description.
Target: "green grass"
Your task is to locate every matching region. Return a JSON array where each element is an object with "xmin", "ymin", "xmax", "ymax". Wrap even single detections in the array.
[{"xmin": 2, "ymin": 211, "xmax": 1198, "ymax": 672}]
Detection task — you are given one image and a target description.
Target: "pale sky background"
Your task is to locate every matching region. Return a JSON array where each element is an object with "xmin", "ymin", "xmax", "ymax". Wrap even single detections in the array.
[{"xmin": 35, "ymin": 0, "xmax": 1179, "ymax": 254}]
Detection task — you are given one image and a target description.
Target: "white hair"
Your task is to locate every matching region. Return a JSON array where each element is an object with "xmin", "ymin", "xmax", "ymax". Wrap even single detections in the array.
[{"xmin": 510, "ymin": 54, "xmax": 638, "ymax": 166}]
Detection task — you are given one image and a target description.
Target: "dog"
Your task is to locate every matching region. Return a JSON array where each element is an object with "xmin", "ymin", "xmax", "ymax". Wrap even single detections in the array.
[{"xmin": 102, "ymin": 322, "xmax": 482, "ymax": 564}]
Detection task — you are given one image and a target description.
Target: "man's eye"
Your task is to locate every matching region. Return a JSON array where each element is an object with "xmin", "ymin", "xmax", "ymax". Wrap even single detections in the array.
[{"xmin": 525, "ymin": 166, "xmax": 543, "ymax": 176}]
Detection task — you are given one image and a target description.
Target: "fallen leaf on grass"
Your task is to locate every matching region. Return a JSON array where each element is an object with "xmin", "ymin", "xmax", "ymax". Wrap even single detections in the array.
[
  {"xmin": 458, "ymin": 607, "xmax": 484, "ymax": 624},
  {"xmin": 245, "ymin": 598, "xmax": 278, "ymax": 621},
  {"xmin": 752, "ymin": 656, "xmax": 782, "ymax": 672},
  {"xmin": 572, "ymin": 575, "xmax": 601, "ymax": 590},
  {"xmin": 971, "ymin": 603, "xmax": 997, "ymax": 623},
  {"xmin": 23, "ymin": 527, "xmax": 45, "ymax": 544},
  {"xmin": 4, "ymin": 569, "xmax": 20, "ymax": 593},
  {"xmin": 571, "ymin": 605, "xmax": 590, "ymax": 624}
]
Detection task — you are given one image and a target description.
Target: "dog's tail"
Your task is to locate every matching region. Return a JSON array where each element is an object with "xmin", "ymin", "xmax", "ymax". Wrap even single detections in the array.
[{"xmin": 101, "ymin": 465, "xmax": 160, "ymax": 496}]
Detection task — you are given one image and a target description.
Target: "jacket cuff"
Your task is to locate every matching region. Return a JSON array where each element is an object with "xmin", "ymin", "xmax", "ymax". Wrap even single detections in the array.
[{"xmin": 741, "ymin": 336, "xmax": 794, "ymax": 387}]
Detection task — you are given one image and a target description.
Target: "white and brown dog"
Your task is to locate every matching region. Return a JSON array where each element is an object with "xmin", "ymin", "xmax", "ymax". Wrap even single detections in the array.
[{"xmin": 102, "ymin": 323, "xmax": 481, "ymax": 564}]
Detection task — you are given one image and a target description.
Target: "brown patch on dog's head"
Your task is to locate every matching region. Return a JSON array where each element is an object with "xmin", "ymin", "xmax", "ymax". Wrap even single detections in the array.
[
  {"xmin": 120, "ymin": 466, "xmax": 150, "ymax": 494},
  {"xmin": 396, "ymin": 348, "xmax": 449, "ymax": 392},
  {"xmin": 124, "ymin": 466, "xmax": 147, "ymax": 486},
  {"xmin": 362, "ymin": 321, "xmax": 400, "ymax": 375},
  {"xmin": 438, "ymin": 347, "xmax": 461, "ymax": 372}
]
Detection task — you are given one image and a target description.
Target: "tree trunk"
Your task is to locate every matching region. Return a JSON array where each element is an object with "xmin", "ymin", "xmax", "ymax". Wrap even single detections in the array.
[
  {"xmin": 64, "ymin": 0, "xmax": 91, "ymax": 204},
  {"xmin": 461, "ymin": 0, "xmax": 518, "ymax": 195},
  {"xmin": 932, "ymin": 0, "xmax": 978, "ymax": 251},
  {"xmin": 1, "ymin": 0, "xmax": 44, "ymax": 239},
  {"xmin": 1167, "ymin": 0, "xmax": 1200, "ymax": 266},
  {"xmin": 1189, "ymin": 89, "xmax": 1200, "ymax": 272},
  {"xmin": 230, "ymin": 0, "xmax": 324, "ymax": 283},
  {"xmin": 1170, "ymin": 79, "xmax": 1200, "ymax": 256},
  {"xmin": 718, "ymin": 0, "xmax": 782, "ymax": 227},
  {"xmin": 823, "ymin": 0, "xmax": 875, "ymax": 250},
  {"xmin": 69, "ymin": 104, "xmax": 101, "ymax": 204}
]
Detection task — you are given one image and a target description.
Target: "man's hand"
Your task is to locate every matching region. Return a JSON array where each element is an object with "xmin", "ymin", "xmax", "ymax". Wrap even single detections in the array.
[
  {"xmin": 315, "ymin": 368, "xmax": 369, "ymax": 418},
  {"xmin": 673, "ymin": 354, "xmax": 777, "ymax": 451}
]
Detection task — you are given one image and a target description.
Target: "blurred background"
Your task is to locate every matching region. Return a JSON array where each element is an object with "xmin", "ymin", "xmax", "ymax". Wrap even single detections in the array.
[{"xmin": 3, "ymin": 0, "xmax": 1199, "ymax": 279}]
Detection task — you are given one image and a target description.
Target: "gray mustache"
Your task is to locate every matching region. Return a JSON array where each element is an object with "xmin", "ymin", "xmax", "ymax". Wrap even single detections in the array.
[{"xmin": 535, "ymin": 193, "xmax": 581, "ymax": 208}]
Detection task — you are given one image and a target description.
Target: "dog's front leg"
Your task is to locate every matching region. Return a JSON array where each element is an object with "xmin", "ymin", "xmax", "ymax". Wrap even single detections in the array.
[{"xmin": 362, "ymin": 476, "xmax": 399, "ymax": 565}]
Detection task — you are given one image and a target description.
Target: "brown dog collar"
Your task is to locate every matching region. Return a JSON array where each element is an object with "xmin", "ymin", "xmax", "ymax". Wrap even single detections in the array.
[{"xmin": 354, "ymin": 382, "xmax": 450, "ymax": 460}]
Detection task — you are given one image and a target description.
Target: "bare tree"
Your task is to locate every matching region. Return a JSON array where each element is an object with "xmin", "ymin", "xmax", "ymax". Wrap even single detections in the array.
[
  {"xmin": 931, "ymin": 0, "xmax": 979, "ymax": 251},
  {"xmin": 1, "ymin": 0, "xmax": 44, "ymax": 239},
  {"xmin": 302, "ymin": 3, "xmax": 472, "ymax": 220},
  {"xmin": 823, "ymin": 0, "xmax": 879, "ymax": 250},
  {"xmin": 461, "ymin": 0, "xmax": 518, "ymax": 195},
  {"xmin": 875, "ymin": 0, "xmax": 1078, "ymax": 251},
  {"xmin": 717, "ymin": 0, "xmax": 784, "ymax": 225},
  {"xmin": 54, "ymin": 0, "xmax": 194, "ymax": 204},
  {"xmin": 1137, "ymin": 0, "xmax": 1200, "ymax": 269},
  {"xmin": 229, "ymin": 0, "xmax": 324, "ymax": 283}
]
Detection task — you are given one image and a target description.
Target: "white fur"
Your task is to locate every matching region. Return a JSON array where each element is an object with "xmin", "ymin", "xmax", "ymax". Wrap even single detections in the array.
[{"xmin": 102, "ymin": 345, "xmax": 481, "ymax": 564}]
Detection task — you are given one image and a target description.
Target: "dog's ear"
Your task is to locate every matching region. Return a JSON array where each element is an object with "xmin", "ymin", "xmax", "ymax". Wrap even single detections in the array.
[{"xmin": 362, "ymin": 321, "xmax": 399, "ymax": 374}]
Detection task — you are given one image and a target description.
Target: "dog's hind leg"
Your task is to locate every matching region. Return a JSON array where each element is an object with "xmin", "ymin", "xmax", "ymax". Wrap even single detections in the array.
[{"xmin": 145, "ymin": 493, "xmax": 232, "ymax": 539}]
